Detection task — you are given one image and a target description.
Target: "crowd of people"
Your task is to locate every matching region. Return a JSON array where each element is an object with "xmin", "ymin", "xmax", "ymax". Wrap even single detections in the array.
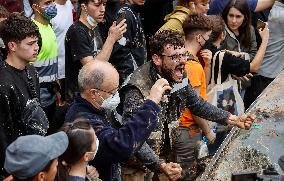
[{"xmin": 0, "ymin": 0, "xmax": 283, "ymax": 180}]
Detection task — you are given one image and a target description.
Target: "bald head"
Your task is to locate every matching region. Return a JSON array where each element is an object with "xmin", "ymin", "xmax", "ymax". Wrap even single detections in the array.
[{"xmin": 78, "ymin": 61, "xmax": 119, "ymax": 93}]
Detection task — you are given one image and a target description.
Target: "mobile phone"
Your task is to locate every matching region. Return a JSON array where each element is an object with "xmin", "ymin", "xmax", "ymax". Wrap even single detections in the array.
[
  {"xmin": 256, "ymin": 19, "xmax": 266, "ymax": 30},
  {"xmin": 116, "ymin": 11, "xmax": 126, "ymax": 25}
]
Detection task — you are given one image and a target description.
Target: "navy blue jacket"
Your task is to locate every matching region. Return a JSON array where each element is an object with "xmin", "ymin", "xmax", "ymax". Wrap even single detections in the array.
[{"xmin": 65, "ymin": 94, "xmax": 160, "ymax": 181}]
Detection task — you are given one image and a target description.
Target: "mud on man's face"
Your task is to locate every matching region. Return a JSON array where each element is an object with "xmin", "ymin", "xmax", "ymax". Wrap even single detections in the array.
[{"xmin": 160, "ymin": 44, "xmax": 187, "ymax": 83}]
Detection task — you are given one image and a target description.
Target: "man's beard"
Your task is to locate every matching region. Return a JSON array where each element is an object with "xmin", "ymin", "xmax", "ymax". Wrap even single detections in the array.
[{"xmin": 160, "ymin": 62, "xmax": 184, "ymax": 85}]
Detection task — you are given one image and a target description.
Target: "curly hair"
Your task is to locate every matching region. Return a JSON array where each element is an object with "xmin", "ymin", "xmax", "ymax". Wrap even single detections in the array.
[
  {"xmin": 183, "ymin": 13, "xmax": 213, "ymax": 40},
  {"xmin": 209, "ymin": 15, "xmax": 225, "ymax": 41},
  {"xmin": 0, "ymin": 13, "xmax": 40, "ymax": 49},
  {"xmin": 149, "ymin": 30, "xmax": 184, "ymax": 56}
]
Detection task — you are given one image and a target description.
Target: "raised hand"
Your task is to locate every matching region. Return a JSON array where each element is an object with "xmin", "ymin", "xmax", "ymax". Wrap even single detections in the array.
[
  {"xmin": 108, "ymin": 19, "xmax": 127, "ymax": 43},
  {"xmin": 146, "ymin": 78, "xmax": 171, "ymax": 104}
]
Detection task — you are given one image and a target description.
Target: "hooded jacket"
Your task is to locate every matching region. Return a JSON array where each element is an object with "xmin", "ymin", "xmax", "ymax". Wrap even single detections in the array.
[
  {"xmin": 223, "ymin": 25, "xmax": 257, "ymax": 61},
  {"xmin": 157, "ymin": 6, "xmax": 192, "ymax": 35}
]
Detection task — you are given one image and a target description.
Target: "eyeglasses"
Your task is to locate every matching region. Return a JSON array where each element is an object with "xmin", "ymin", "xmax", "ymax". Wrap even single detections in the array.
[
  {"xmin": 161, "ymin": 52, "xmax": 189, "ymax": 62},
  {"xmin": 94, "ymin": 87, "xmax": 119, "ymax": 95}
]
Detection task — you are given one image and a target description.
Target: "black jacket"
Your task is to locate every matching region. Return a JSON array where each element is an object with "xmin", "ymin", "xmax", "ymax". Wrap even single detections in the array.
[
  {"xmin": 0, "ymin": 61, "xmax": 44, "ymax": 175},
  {"xmin": 109, "ymin": 4, "xmax": 147, "ymax": 84}
]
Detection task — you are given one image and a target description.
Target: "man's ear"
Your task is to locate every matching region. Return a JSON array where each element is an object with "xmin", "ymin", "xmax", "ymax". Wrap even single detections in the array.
[
  {"xmin": 7, "ymin": 42, "xmax": 17, "ymax": 52},
  {"xmin": 89, "ymin": 89, "xmax": 97, "ymax": 99},
  {"xmin": 152, "ymin": 54, "xmax": 162, "ymax": 67},
  {"xmin": 196, "ymin": 34, "xmax": 202, "ymax": 43}
]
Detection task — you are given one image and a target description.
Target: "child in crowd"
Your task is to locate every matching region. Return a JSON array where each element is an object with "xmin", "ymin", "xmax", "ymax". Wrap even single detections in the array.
[{"xmin": 56, "ymin": 118, "xmax": 100, "ymax": 181}]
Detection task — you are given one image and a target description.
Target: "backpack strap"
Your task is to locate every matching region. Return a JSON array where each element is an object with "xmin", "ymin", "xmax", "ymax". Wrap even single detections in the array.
[{"xmin": 216, "ymin": 51, "xmax": 226, "ymax": 85}]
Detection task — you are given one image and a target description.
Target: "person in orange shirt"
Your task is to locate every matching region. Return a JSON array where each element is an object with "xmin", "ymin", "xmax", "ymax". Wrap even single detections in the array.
[{"xmin": 173, "ymin": 13, "xmax": 216, "ymax": 180}]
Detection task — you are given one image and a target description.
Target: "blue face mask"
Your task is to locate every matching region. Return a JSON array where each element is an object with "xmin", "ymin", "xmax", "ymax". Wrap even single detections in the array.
[{"xmin": 42, "ymin": 4, "xmax": 57, "ymax": 20}]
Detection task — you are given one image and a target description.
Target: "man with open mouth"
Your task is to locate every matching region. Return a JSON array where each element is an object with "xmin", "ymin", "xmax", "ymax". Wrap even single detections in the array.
[{"xmin": 115, "ymin": 30, "xmax": 256, "ymax": 180}]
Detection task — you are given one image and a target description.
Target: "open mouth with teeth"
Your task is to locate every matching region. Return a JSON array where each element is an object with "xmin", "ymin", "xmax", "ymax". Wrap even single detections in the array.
[{"xmin": 174, "ymin": 64, "xmax": 185, "ymax": 81}]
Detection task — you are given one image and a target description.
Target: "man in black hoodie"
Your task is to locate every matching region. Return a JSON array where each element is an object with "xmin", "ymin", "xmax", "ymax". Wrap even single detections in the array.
[{"xmin": 0, "ymin": 14, "xmax": 48, "ymax": 178}]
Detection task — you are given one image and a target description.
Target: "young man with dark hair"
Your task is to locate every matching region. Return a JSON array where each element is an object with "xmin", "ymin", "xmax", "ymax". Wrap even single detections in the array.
[
  {"xmin": 31, "ymin": 0, "xmax": 61, "ymax": 133},
  {"xmin": 0, "ymin": 14, "xmax": 48, "ymax": 177},
  {"xmin": 65, "ymin": 0, "xmax": 126, "ymax": 103},
  {"xmin": 178, "ymin": 13, "xmax": 215, "ymax": 180},
  {"xmin": 4, "ymin": 131, "xmax": 68, "ymax": 181}
]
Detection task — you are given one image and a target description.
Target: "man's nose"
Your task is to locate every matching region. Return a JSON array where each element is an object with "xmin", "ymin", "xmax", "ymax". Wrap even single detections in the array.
[
  {"xmin": 100, "ymin": 4, "xmax": 105, "ymax": 12},
  {"xmin": 179, "ymin": 56, "xmax": 187, "ymax": 63}
]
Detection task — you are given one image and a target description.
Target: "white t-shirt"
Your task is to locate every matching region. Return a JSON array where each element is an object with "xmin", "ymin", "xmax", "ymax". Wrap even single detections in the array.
[
  {"xmin": 51, "ymin": 0, "xmax": 73, "ymax": 79},
  {"xmin": 23, "ymin": 0, "xmax": 33, "ymax": 17}
]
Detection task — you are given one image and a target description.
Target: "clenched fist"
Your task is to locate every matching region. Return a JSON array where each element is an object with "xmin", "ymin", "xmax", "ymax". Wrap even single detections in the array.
[{"xmin": 146, "ymin": 78, "xmax": 172, "ymax": 104}]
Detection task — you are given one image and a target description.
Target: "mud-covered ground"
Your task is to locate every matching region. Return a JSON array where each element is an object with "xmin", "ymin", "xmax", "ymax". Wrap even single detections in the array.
[{"xmin": 200, "ymin": 71, "xmax": 284, "ymax": 180}]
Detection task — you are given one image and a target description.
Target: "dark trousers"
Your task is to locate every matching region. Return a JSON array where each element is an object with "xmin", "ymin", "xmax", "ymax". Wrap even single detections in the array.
[
  {"xmin": 174, "ymin": 127, "xmax": 201, "ymax": 181},
  {"xmin": 244, "ymin": 75, "xmax": 274, "ymax": 109}
]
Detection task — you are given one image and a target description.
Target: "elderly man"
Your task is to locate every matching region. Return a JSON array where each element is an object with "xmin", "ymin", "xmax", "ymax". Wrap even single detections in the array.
[
  {"xmin": 118, "ymin": 30, "xmax": 256, "ymax": 180},
  {"xmin": 0, "ymin": 14, "xmax": 48, "ymax": 176},
  {"xmin": 65, "ymin": 60, "xmax": 180, "ymax": 181}
]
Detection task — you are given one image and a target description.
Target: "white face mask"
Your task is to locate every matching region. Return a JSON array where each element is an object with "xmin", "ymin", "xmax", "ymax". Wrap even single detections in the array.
[
  {"xmin": 86, "ymin": 137, "xmax": 100, "ymax": 163},
  {"xmin": 91, "ymin": 138, "xmax": 99, "ymax": 160},
  {"xmin": 101, "ymin": 91, "xmax": 120, "ymax": 110},
  {"xmin": 86, "ymin": 15, "xmax": 98, "ymax": 27}
]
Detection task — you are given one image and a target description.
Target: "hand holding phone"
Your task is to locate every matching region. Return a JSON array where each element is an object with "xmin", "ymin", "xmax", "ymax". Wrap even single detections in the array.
[{"xmin": 116, "ymin": 11, "xmax": 126, "ymax": 25}]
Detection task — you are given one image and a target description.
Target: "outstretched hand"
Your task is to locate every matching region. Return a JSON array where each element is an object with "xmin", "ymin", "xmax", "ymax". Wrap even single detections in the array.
[{"xmin": 227, "ymin": 113, "xmax": 256, "ymax": 129}]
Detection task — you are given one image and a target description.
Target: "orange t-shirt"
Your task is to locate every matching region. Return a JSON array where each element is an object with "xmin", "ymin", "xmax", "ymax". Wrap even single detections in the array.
[{"xmin": 179, "ymin": 53, "xmax": 207, "ymax": 135}]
